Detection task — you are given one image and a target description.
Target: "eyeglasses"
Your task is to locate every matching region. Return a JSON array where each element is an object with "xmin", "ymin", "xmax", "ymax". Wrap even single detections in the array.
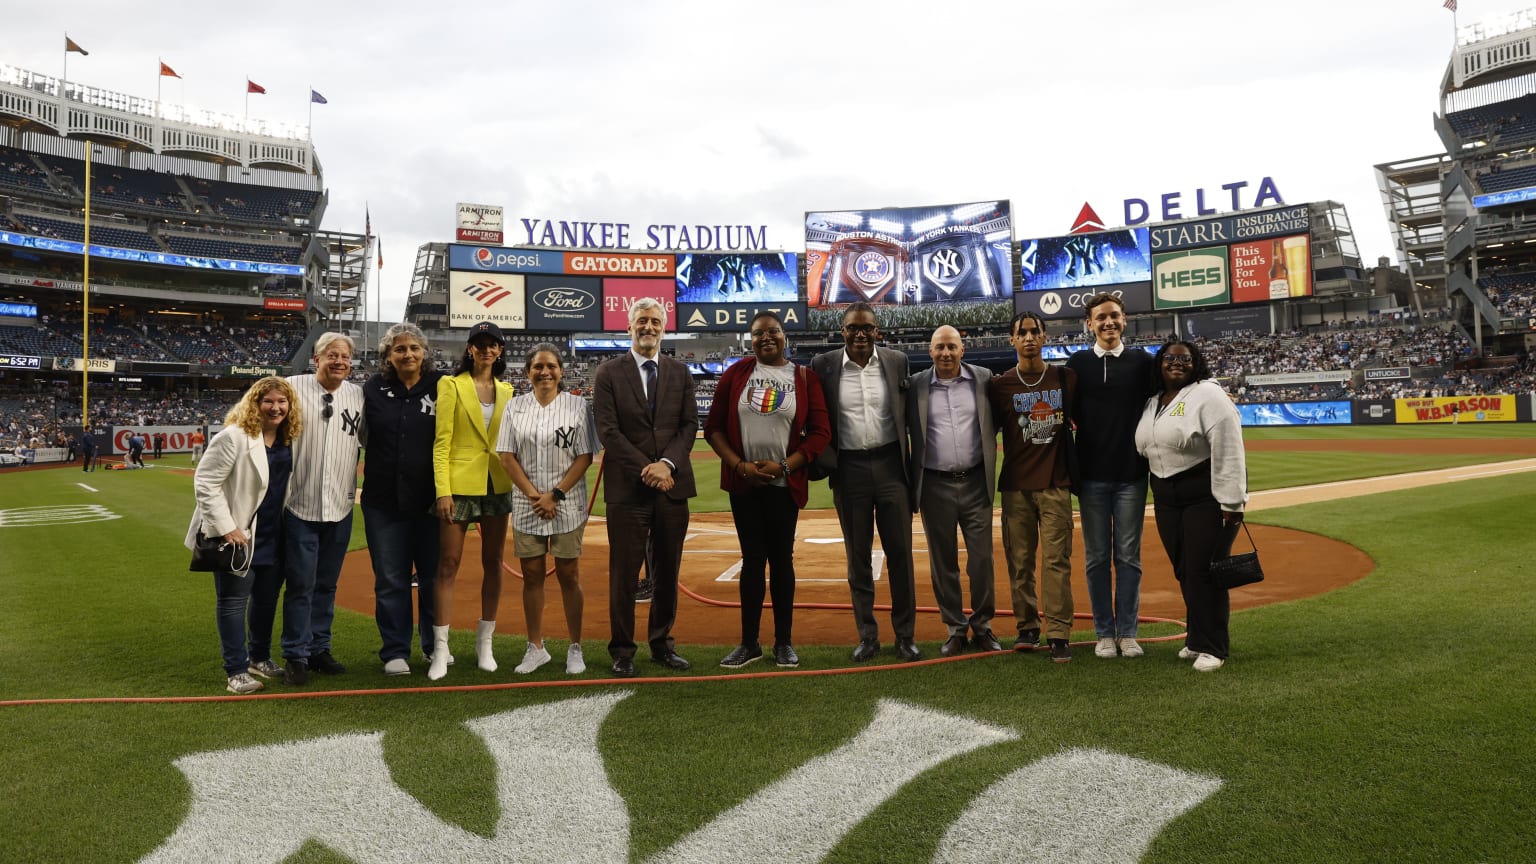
[
  {"xmin": 1161, "ymin": 354, "xmax": 1195, "ymax": 366},
  {"xmin": 842, "ymin": 323, "xmax": 877, "ymax": 335},
  {"xmin": 322, "ymin": 392, "xmax": 334, "ymax": 420}
]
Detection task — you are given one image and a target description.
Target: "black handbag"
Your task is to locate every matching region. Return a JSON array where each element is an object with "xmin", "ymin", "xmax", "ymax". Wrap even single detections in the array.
[
  {"xmin": 1210, "ymin": 522, "xmax": 1263, "ymax": 589},
  {"xmin": 189, "ymin": 532, "xmax": 253, "ymax": 575}
]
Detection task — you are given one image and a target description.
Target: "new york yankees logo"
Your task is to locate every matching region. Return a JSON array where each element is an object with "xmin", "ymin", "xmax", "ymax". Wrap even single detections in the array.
[
  {"xmin": 341, "ymin": 409, "xmax": 362, "ymax": 437},
  {"xmin": 420, "ymin": 394, "xmax": 436, "ymax": 416},
  {"xmin": 553, "ymin": 425, "xmax": 578, "ymax": 450}
]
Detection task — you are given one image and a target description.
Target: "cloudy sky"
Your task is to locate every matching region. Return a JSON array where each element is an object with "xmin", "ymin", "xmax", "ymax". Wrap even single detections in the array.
[{"xmin": 5, "ymin": 0, "xmax": 1529, "ymax": 319}]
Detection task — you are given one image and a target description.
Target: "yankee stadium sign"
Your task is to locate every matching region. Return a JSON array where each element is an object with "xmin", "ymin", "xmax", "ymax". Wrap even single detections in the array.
[{"xmin": 517, "ymin": 218, "xmax": 769, "ymax": 251}]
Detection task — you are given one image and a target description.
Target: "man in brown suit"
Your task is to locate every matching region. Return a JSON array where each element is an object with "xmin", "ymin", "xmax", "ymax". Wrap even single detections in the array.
[{"xmin": 593, "ymin": 297, "xmax": 698, "ymax": 677}]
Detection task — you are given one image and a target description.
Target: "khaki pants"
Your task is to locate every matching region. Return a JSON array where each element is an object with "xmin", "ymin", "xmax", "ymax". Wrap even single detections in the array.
[{"xmin": 1000, "ymin": 487, "xmax": 1075, "ymax": 640}]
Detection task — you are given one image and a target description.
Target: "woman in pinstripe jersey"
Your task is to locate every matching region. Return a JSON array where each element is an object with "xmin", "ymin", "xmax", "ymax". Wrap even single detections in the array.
[{"xmin": 496, "ymin": 344, "xmax": 598, "ymax": 674}]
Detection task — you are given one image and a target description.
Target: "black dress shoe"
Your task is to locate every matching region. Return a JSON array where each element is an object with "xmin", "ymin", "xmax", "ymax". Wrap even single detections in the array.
[
  {"xmin": 972, "ymin": 630, "xmax": 1003, "ymax": 653},
  {"xmin": 651, "ymin": 651, "xmax": 691, "ymax": 671},
  {"xmin": 940, "ymin": 634, "xmax": 968, "ymax": 657},
  {"xmin": 851, "ymin": 639, "xmax": 880, "ymax": 662},
  {"xmin": 895, "ymin": 638, "xmax": 921, "ymax": 662},
  {"xmin": 282, "ymin": 659, "xmax": 308, "ymax": 686},
  {"xmin": 635, "ymin": 578, "xmax": 654, "ymax": 603},
  {"xmin": 309, "ymin": 650, "xmax": 347, "ymax": 675},
  {"xmin": 611, "ymin": 657, "xmax": 637, "ymax": 678}
]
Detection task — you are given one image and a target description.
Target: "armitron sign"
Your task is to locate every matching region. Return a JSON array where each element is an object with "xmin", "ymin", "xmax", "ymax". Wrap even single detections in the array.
[{"xmin": 457, "ymin": 203, "xmax": 504, "ymax": 245}]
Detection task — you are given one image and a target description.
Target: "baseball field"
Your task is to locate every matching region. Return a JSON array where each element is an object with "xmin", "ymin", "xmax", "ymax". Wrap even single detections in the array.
[{"xmin": 1, "ymin": 424, "xmax": 1532, "ymax": 863}]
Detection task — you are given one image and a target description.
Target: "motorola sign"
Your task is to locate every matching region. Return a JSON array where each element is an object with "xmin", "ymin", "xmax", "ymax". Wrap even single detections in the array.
[{"xmin": 1013, "ymin": 282, "xmax": 1152, "ymax": 320}]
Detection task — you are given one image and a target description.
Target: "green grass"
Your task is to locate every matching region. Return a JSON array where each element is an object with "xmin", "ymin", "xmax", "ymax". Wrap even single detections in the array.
[{"xmin": 1, "ymin": 435, "xmax": 1534, "ymax": 862}]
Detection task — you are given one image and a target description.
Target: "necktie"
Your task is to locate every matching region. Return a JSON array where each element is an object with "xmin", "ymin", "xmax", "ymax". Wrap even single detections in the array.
[{"xmin": 643, "ymin": 360, "xmax": 658, "ymax": 417}]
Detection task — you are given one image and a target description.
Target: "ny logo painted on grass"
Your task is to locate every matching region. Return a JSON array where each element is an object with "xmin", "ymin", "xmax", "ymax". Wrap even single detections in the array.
[{"xmin": 141, "ymin": 693, "xmax": 1220, "ymax": 863}]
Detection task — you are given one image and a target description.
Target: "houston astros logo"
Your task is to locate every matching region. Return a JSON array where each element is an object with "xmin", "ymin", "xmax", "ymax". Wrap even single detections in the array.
[
  {"xmin": 854, "ymin": 251, "xmax": 892, "ymax": 286},
  {"xmin": 139, "ymin": 693, "xmax": 1221, "ymax": 863}
]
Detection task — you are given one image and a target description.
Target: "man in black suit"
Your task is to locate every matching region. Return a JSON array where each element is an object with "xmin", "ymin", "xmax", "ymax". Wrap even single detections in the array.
[
  {"xmin": 593, "ymin": 297, "xmax": 697, "ymax": 677},
  {"xmin": 811, "ymin": 302, "xmax": 920, "ymax": 662}
]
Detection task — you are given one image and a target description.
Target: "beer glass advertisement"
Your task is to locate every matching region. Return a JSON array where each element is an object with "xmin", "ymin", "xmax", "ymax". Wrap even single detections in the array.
[
  {"xmin": 1228, "ymin": 234, "xmax": 1311, "ymax": 303},
  {"xmin": 1152, "ymin": 247, "xmax": 1230, "ymax": 310},
  {"xmin": 601, "ymin": 278, "xmax": 677, "ymax": 332},
  {"xmin": 675, "ymin": 252, "xmax": 798, "ymax": 304},
  {"xmin": 804, "ymin": 200, "xmax": 1013, "ymax": 307},
  {"xmin": 1018, "ymin": 228, "xmax": 1151, "ymax": 292}
]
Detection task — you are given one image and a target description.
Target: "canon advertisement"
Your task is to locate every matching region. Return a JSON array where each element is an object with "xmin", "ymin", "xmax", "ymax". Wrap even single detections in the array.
[{"xmin": 805, "ymin": 200, "xmax": 1013, "ymax": 306}]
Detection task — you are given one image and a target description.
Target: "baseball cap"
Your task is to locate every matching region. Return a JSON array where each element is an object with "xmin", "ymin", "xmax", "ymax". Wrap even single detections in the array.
[{"xmin": 468, "ymin": 321, "xmax": 505, "ymax": 346}]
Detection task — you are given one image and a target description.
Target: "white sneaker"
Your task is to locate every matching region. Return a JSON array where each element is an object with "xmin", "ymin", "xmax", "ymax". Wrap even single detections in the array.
[
  {"xmin": 226, "ymin": 672, "xmax": 263, "ymax": 694},
  {"xmin": 1193, "ymin": 653, "xmax": 1225, "ymax": 672},
  {"xmin": 566, "ymin": 643, "xmax": 586, "ymax": 675},
  {"xmin": 1119, "ymin": 638, "xmax": 1144, "ymax": 658},
  {"xmin": 1095, "ymin": 637, "xmax": 1118, "ymax": 658},
  {"xmin": 383, "ymin": 658, "xmax": 410, "ymax": 676},
  {"xmin": 1178, "ymin": 646, "xmax": 1195, "ymax": 660},
  {"xmin": 515, "ymin": 643, "xmax": 552, "ymax": 674}
]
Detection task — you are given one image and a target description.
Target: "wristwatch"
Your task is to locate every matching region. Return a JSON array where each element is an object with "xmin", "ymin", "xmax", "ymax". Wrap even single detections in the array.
[{"xmin": 551, "ymin": 487, "xmax": 567, "ymax": 501}]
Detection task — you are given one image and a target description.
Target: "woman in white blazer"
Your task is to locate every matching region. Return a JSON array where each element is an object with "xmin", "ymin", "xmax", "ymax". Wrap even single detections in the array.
[{"xmin": 186, "ymin": 377, "xmax": 304, "ymax": 694}]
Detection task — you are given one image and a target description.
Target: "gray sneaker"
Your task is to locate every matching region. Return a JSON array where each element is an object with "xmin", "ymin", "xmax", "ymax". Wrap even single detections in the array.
[
  {"xmin": 226, "ymin": 673, "xmax": 264, "ymax": 694},
  {"xmin": 247, "ymin": 659, "xmax": 283, "ymax": 680}
]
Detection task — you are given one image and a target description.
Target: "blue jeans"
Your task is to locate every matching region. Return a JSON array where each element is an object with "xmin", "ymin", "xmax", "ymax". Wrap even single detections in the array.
[
  {"xmin": 282, "ymin": 510, "xmax": 353, "ymax": 660},
  {"xmin": 214, "ymin": 563, "xmax": 283, "ymax": 676},
  {"xmin": 362, "ymin": 504, "xmax": 439, "ymax": 663},
  {"xmin": 1078, "ymin": 478, "xmax": 1148, "ymax": 638}
]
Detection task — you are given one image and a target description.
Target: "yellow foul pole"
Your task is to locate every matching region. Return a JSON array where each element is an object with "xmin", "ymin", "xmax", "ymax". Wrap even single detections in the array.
[{"xmin": 82, "ymin": 146, "xmax": 91, "ymax": 427}]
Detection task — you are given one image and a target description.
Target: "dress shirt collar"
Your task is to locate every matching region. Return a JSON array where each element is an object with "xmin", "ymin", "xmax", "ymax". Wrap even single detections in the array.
[
  {"xmin": 630, "ymin": 348, "xmax": 660, "ymax": 368},
  {"xmin": 841, "ymin": 347, "xmax": 880, "ymax": 372},
  {"xmin": 1093, "ymin": 342, "xmax": 1125, "ymax": 358},
  {"xmin": 931, "ymin": 364, "xmax": 972, "ymax": 385}
]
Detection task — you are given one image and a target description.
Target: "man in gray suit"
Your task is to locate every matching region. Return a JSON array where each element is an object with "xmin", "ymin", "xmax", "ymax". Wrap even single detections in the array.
[
  {"xmin": 811, "ymin": 302, "xmax": 919, "ymax": 662},
  {"xmin": 908, "ymin": 325, "xmax": 1000, "ymax": 657}
]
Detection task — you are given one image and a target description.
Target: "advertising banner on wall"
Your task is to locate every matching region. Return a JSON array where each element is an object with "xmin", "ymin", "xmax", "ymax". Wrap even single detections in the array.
[
  {"xmin": 676, "ymin": 302, "xmax": 809, "ymax": 332},
  {"xmin": 108, "ymin": 425, "xmax": 208, "ymax": 455},
  {"xmin": 524, "ymin": 275, "xmax": 603, "ymax": 332},
  {"xmin": 602, "ymin": 279, "xmax": 676, "ymax": 332},
  {"xmin": 1354, "ymin": 399, "xmax": 1397, "ymax": 425},
  {"xmin": 675, "ymin": 252, "xmax": 798, "ymax": 304},
  {"xmin": 456, "ymin": 203, "xmax": 504, "ymax": 245},
  {"xmin": 1178, "ymin": 305, "xmax": 1270, "ymax": 340},
  {"xmin": 805, "ymin": 200, "xmax": 1013, "ymax": 306},
  {"xmin": 1153, "ymin": 248, "xmax": 1229, "ymax": 310},
  {"xmin": 1237, "ymin": 401, "xmax": 1351, "ymax": 426},
  {"xmin": 1018, "ymin": 228, "xmax": 1151, "ymax": 292},
  {"xmin": 263, "ymin": 297, "xmax": 306, "ymax": 311},
  {"xmin": 448, "ymin": 245, "xmax": 565, "ymax": 274},
  {"xmin": 1014, "ymin": 282, "xmax": 1153, "ymax": 320},
  {"xmin": 1363, "ymin": 367, "xmax": 1412, "ymax": 381},
  {"xmin": 54, "ymin": 357, "xmax": 117, "ymax": 373},
  {"xmin": 1394, "ymin": 395, "xmax": 1518, "ymax": 423},
  {"xmin": 1148, "ymin": 204, "xmax": 1311, "ymax": 252},
  {"xmin": 1227, "ymin": 235, "xmax": 1310, "ymax": 303},
  {"xmin": 447, "ymin": 271, "xmax": 526, "ymax": 330}
]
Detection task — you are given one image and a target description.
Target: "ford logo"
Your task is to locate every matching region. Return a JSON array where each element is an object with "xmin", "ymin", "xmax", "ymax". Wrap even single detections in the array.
[{"xmin": 532, "ymin": 286, "xmax": 596, "ymax": 311}]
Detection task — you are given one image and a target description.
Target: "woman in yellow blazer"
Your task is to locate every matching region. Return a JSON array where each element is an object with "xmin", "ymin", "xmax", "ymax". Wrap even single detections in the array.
[{"xmin": 429, "ymin": 321, "xmax": 515, "ymax": 680}]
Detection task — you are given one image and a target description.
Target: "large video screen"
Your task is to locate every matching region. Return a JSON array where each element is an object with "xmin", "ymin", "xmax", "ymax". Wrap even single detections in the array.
[
  {"xmin": 804, "ymin": 200, "xmax": 1013, "ymax": 306},
  {"xmin": 675, "ymin": 252, "xmax": 798, "ymax": 303},
  {"xmin": 1018, "ymin": 228, "xmax": 1151, "ymax": 292}
]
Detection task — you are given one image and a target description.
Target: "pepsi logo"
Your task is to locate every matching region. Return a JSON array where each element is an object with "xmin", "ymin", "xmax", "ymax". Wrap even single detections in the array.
[{"xmin": 474, "ymin": 248, "xmax": 494, "ymax": 269}]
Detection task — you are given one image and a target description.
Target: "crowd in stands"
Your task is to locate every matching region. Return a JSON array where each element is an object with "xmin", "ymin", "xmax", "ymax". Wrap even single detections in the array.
[{"xmin": 1, "ymin": 318, "xmax": 306, "ymax": 366}]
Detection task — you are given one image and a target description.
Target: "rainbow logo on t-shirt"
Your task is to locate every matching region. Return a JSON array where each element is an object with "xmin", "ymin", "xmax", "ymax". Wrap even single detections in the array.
[{"xmin": 747, "ymin": 386, "xmax": 787, "ymax": 414}]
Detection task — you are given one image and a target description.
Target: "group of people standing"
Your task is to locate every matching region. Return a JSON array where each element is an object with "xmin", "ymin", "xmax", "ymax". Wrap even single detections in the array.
[{"xmin": 187, "ymin": 289, "xmax": 1250, "ymax": 695}]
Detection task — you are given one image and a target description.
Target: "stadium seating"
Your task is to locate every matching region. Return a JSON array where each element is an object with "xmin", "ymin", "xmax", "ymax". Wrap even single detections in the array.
[
  {"xmin": 10, "ymin": 213, "xmax": 161, "ymax": 252},
  {"xmin": 0, "ymin": 146, "xmax": 57, "ymax": 194}
]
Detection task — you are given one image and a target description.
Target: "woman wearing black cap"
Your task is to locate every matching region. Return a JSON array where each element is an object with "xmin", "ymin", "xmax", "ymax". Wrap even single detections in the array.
[{"xmin": 428, "ymin": 321, "xmax": 515, "ymax": 680}]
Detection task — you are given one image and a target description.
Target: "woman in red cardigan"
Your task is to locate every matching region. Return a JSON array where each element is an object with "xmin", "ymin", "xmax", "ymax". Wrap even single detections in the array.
[{"xmin": 704, "ymin": 311, "xmax": 831, "ymax": 669}]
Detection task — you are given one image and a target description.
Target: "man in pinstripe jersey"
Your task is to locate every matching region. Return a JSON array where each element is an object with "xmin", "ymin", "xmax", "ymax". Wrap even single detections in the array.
[{"xmin": 281, "ymin": 333, "xmax": 366, "ymax": 685}]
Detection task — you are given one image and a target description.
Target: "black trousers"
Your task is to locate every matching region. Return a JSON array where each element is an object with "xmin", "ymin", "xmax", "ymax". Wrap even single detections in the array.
[
  {"xmin": 607, "ymin": 494, "xmax": 689, "ymax": 660},
  {"xmin": 729, "ymin": 485, "xmax": 800, "ymax": 646},
  {"xmin": 1150, "ymin": 461, "xmax": 1236, "ymax": 659}
]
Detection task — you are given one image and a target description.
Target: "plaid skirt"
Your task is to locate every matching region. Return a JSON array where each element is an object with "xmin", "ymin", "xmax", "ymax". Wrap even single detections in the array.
[{"xmin": 447, "ymin": 492, "xmax": 514, "ymax": 523}]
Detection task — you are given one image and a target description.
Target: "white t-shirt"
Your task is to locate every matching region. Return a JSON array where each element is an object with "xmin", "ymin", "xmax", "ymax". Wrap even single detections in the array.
[{"xmin": 737, "ymin": 362, "xmax": 797, "ymax": 488}]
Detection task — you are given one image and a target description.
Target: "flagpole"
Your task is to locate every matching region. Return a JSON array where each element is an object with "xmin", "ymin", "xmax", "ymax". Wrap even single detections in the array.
[
  {"xmin": 156, "ymin": 58, "xmax": 163, "ymax": 118},
  {"xmin": 62, "ymin": 33, "xmax": 69, "ymax": 93},
  {"xmin": 82, "ymin": 145, "xmax": 92, "ymax": 428}
]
